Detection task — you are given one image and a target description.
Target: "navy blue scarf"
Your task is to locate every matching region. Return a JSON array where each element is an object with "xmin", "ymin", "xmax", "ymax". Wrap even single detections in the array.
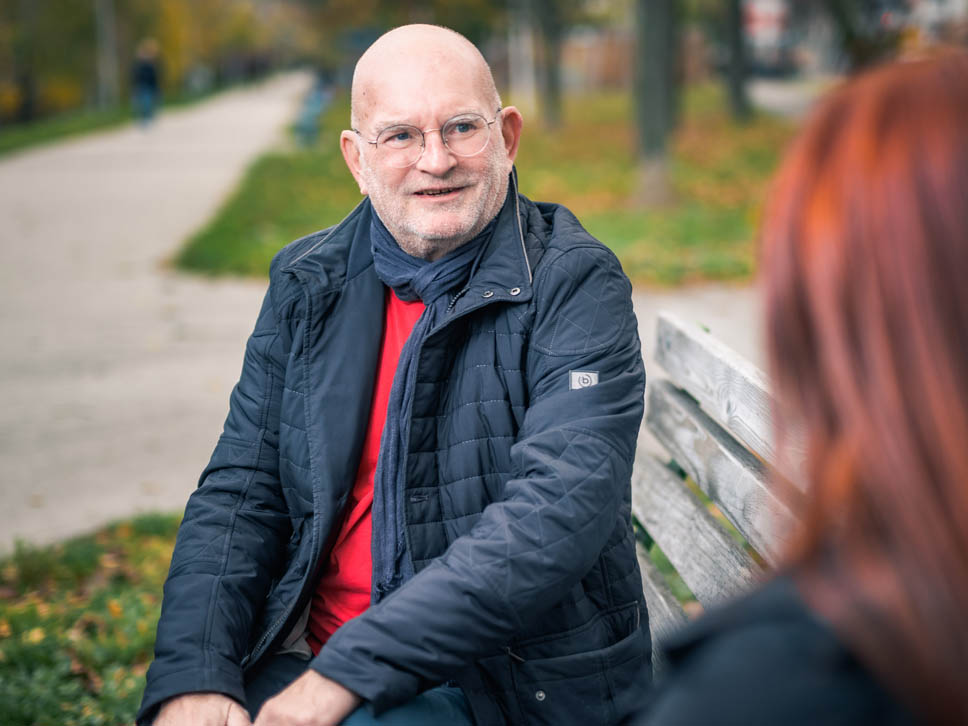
[{"xmin": 369, "ymin": 211, "xmax": 494, "ymax": 602}]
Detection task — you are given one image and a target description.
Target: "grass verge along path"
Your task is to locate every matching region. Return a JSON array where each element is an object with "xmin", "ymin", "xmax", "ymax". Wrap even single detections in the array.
[
  {"xmin": 0, "ymin": 108, "xmax": 131, "ymax": 157},
  {"xmin": 0, "ymin": 83, "xmax": 243, "ymax": 158}
]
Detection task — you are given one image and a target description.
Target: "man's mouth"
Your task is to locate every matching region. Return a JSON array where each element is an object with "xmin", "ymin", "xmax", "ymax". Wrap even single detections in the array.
[{"xmin": 415, "ymin": 186, "xmax": 463, "ymax": 196}]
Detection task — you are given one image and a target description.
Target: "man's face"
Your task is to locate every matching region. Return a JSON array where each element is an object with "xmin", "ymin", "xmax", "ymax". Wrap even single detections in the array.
[{"xmin": 343, "ymin": 62, "xmax": 521, "ymax": 260}]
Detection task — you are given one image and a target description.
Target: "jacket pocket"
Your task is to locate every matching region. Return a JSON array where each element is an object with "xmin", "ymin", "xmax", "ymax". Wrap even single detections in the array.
[{"xmin": 510, "ymin": 601, "xmax": 649, "ymax": 725}]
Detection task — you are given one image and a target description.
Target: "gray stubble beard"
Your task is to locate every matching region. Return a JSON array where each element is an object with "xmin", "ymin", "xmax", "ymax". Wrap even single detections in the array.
[{"xmin": 361, "ymin": 145, "xmax": 510, "ymax": 261}]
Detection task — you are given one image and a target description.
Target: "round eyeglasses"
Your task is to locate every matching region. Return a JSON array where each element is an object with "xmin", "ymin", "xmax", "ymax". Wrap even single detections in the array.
[{"xmin": 354, "ymin": 109, "xmax": 502, "ymax": 169}]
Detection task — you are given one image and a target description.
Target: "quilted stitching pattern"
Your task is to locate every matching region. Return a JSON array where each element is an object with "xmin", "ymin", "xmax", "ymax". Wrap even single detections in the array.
[{"xmin": 534, "ymin": 246, "xmax": 631, "ymax": 356}]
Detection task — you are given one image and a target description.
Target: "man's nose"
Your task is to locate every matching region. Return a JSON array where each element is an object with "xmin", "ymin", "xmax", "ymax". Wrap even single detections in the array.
[{"xmin": 415, "ymin": 129, "xmax": 457, "ymax": 175}]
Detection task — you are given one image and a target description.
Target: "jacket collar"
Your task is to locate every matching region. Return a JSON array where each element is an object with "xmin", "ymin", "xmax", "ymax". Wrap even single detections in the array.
[
  {"xmin": 283, "ymin": 169, "xmax": 536, "ymax": 310},
  {"xmin": 448, "ymin": 168, "xmax": 535, "ymax": 316}
]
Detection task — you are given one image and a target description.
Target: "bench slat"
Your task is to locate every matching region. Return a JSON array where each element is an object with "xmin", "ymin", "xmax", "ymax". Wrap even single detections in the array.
[
  {"xmin": 646, "ymin": 379, "xmax": 795, "ymax": 565},
  {"xmin": 655, "ymin": 312, "xmax": 806, "ymax": 485},
  {"xmin": 632, "ymin": 453, "xmax": 761, "ymax": 608},
  {"xmin": 636, "ymin": 541, "xmax": 687, "ymax": 674}
]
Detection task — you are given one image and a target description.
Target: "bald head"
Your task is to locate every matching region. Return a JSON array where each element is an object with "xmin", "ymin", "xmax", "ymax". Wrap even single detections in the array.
[
  {"xmin": 339, "ymin": 24, "xmax": 523, "ymax": 260},
  {"xmin": 350, "ymin": 24, "xmax": 501, "ymax": 129}
]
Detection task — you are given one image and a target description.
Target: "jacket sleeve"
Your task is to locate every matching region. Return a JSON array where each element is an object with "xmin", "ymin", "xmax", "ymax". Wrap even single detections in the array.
[
  {"xmin": 137, "ymin": 279, "xmax": 293, "ymax": 724},
  {"xmin": 311, "ymin": 243, "xmax": 645, "ymax": 713}
]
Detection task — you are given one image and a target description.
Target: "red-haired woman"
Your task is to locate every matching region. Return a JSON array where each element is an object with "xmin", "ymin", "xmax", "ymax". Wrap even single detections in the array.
[{"xmin": 638, "ymin": 51, "xmax": 968, "ymax": 726}]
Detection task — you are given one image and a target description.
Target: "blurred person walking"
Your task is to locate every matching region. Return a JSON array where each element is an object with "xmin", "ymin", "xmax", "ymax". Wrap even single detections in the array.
[
  {"xmin": 637, "ymin": 50, "xmax": 968, "ymax": 725},
  {"xmin": 132, "ymin": 38, "xmax": 161, "ymax": 125}
]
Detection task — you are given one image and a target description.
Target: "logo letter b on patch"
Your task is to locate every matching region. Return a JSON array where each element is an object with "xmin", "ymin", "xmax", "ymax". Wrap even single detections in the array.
[{"xmin": 569, "ymin": 370, "xmax": 599, "ymax": 390}]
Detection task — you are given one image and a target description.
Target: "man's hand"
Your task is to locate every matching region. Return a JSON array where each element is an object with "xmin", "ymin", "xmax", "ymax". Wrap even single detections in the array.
[
  {"xmin": 253, "ymin": 670, "xmax": 361, "ymax": 726},
  {"xmin": 154, "ymin": 692, "xmax": 252, "ymax": 726}
]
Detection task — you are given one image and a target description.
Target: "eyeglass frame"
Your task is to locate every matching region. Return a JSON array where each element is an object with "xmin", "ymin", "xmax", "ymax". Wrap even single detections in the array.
[{"xmin": 352, "ymin": 107, "xmax": 504, "ymax": 167}]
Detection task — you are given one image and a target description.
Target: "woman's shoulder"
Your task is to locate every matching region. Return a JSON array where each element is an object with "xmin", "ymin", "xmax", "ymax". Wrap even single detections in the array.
[{"xmin": 636, "ymin": 576, "xmax": 916, "ymax": 726}]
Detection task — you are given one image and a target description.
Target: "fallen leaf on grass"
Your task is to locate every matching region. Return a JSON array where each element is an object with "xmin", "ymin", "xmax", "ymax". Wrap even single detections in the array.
[
  {"xmin": 70, "ymin": 652, "xmax": 104, "ymax": 693},
  {"xmin": 107, "ymin": 599, "xmax": 122, "ymax": 619},
  {"xmin": 70, "ymin": 612, "xmax": 107, "ymax": 639}
]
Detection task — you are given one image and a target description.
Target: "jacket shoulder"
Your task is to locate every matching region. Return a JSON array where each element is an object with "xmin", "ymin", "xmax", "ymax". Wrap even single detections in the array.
[
  {"xmin": 254, "ymin": 229, "xmax": 335, "ymax": 323},
  {"xmin": 518, "ymin": 199, "xmax": 638, "ymax": 370},
  {"xmin": 524, "ymin": 198, "xmax": 626, "ymax": 280},
  {"xmin": 268, "ymin": 225, "xmax": 337, "ymax": 278}
]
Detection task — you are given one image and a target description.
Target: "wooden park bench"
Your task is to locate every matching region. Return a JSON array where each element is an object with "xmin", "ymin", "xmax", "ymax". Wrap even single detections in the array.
[{"xmin": 633, "ymin": 312, "xmax": 803, "ymax": 671}]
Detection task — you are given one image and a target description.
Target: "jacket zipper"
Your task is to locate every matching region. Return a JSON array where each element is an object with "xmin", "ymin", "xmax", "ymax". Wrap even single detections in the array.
[
  {"xmin": 510, "ymin": 172, "xmax": 533, "ymax": 285},
  {"xmin": 244, "ymin": 567, "xmax": 316, "ymax": 670},
  {"xmin": 446, "ymin": 286, "xmax": 470, "ymax": 314}
]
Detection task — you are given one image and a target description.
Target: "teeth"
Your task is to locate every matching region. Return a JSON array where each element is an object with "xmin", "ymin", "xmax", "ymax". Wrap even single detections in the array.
[{"xmin": 422, "ymin": 188, "xmax": 455, "ymax": 195}]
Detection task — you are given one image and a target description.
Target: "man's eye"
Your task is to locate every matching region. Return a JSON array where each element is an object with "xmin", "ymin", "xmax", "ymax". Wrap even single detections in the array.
[
  {"xmin": 381, "ymin": 128, "xmax": 417, "ymax": 146},
  {"xmin": 449, "ymin": 119, "xmax": 480, "ymax": 135}
]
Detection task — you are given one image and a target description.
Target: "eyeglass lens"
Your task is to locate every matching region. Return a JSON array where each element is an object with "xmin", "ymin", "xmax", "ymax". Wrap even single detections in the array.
[{"xmin": 375, "ymin": 114, "xmax": 492, "ymax": 167}]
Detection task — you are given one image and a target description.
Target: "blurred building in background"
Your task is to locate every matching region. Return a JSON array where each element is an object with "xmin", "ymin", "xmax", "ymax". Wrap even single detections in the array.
[{"xmin": 744, "ymin": 0, "xmax": 968, "ymax": 76}]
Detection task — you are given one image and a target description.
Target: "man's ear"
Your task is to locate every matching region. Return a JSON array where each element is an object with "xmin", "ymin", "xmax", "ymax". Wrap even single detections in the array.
[
  {"xmin": 499, "ymin": 107, "xmax": 523, "ymax": 165},
  {"xmin": 340, "ymin": 130, "xmax": 368, "ymax": 195}
]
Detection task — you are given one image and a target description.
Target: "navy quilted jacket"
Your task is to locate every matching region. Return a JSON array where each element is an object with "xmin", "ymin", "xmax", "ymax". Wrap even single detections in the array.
[{"xmin": 138, "ymin": 181, "xmax": 650, "ymax": 725}]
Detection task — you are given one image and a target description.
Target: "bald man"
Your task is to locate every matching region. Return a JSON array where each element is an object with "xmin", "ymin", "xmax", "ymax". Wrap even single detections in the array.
[{"xmin": 139, "ymin": 25, "xmax": 649, "ymax": 726}]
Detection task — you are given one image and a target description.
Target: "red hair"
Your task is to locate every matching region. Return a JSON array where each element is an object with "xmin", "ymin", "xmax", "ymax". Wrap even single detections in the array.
[{"xmin": 762, "ymin": 51, "xmax": 968, "ymax": 724}]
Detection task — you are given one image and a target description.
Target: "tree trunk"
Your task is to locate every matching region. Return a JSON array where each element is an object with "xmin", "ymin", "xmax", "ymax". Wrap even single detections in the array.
[
  {"xmin": 94, "ymin": 0, "xmax": 120, "ymax": 109},
  {"xmin": 633, "ymin": 0, "xmax": 677, "ymax": 207},
  {"xmin": 533, "ymin": 0, "xmax": 563, "ymax": 129},
  {"xmin": 14, "ymin": 0, "xmax": 38, "ymax": 122},
  {"xmin": 726, "ymin": 0, "xmax": 751, "ymax": 122},
  {"xmin": 822, "ymin": 0, "xmax": 899, "ymax": 71},
  {"xmin": 508, "ymin": 0, "xmax": 537, "ymax": 118}
]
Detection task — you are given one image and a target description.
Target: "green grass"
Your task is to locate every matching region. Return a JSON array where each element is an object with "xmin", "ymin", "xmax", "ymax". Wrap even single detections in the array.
[
  {"xmin": 515, "ymin": 84, "xmax": 794, "ymax": 284},
  {"xmin": 175, "ymin": 96, "xmax": 361, "ymax": 276},
  {"xmin": 0, "ymin": 84, "xmax": 234, "ymax": 158},
  {"xmin": 178, "ymin": 84, "xmax": 795, "ymax": 285},
  {"xmin": 0, "ymin": 514, "xmax": 180, "ymax": 725},
  {"xmin": 646, "ymin": 540, "xmax": 697, "ymax": 606},
  {"xmin": 0, "ymin": 108, "xmax": 133, "ymax": 157}
]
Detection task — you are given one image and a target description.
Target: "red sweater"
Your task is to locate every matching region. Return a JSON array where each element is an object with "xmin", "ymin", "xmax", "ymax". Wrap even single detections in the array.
[{"xmin": 306, "ymin": 288, "xmax": 425, "ymax": 653}]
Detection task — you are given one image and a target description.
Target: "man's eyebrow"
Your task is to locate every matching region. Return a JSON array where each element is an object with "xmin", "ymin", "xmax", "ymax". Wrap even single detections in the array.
[
  {"xmin": 369, "ymin": 108, "xmax": 488, "ymax": 130},
  {"xmin": 368, "ymin": 117, "xmax": 412, "ymax": 130}
]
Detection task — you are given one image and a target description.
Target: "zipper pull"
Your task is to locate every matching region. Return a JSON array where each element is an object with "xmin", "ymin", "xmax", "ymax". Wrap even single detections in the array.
[
  {"xmin": 446, "ymin": 286, "xmax": 470, "ymax": 314},
  {"xmin": 505, "ymin": 646, "xmax": 526, "ymax": 664}
]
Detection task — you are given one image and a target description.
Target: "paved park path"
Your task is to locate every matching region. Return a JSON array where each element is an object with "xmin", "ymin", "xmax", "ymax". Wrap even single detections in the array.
[
  {"xmin": 0, "ymin": 71, "xmax": 775, "ymax": 554},
  {"xmin": 0, "ymin": 72, "xmax": 313, "ymax": 553}
]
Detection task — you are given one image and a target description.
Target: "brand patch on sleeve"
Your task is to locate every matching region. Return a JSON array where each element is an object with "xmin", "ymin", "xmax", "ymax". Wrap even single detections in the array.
[{"xmin": 569, "ymin": 370, "xmax": 599, "ymax": 390}]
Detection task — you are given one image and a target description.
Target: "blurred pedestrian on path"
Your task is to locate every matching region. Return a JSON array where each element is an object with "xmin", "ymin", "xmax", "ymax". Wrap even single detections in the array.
[{"xmin": 132, "ymin": 38, "xmax": 161, "ymax": 125}]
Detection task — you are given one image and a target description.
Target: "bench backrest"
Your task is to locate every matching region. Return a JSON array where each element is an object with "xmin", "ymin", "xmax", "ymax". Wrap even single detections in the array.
[{"xmin": 633, "ymin": 312, "xmax": 803, "ymax": 671}]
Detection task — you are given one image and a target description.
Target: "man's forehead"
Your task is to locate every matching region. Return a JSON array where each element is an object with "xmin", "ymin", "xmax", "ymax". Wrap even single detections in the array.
[
  {"xmin": 367, "ymin": 103, "xmax": 491, "ymax": 129},
  {"xmin": 355, "ymin": 68, "xmax": 492, "ymax": 127},
  {"xmin": 352, "ymin": 26, "xmax": 496, "ymax": 126}
]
